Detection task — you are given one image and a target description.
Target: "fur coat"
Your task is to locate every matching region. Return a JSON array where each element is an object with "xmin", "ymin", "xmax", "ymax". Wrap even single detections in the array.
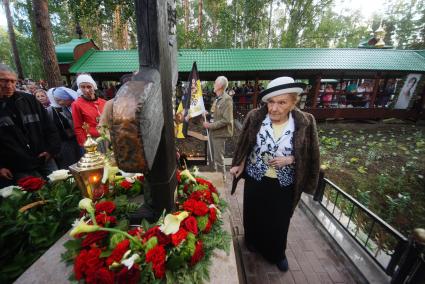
[{"xmin": 231, "ymin": 105, "xmax": 320, "ymax": 214}]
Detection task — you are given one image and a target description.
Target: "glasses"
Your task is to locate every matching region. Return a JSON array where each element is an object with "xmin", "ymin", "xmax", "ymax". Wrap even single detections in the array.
[{"xmin": 0, "ymin": 79, "xmax": 17, "ymax": 85}]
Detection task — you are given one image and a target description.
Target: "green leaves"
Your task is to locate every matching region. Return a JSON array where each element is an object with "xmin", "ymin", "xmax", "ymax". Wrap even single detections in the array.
[{"xmin": 0, "ymin": 178, "xmax": 81, "ymax": 283}]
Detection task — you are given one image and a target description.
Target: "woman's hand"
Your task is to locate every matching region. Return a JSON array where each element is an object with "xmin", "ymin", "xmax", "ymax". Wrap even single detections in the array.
[
  {"xmin": 268, "ymin": 155, "xmax": 295, "ymax": 168},
  {"xmin": 230, "ymin": 165, "xmax": 244, "ymax": 178}
]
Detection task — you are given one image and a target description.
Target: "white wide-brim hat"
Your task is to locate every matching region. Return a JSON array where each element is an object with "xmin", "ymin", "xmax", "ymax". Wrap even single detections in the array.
[{"xmin": 260, "ymin": 76, "xmax": 305, "ymax": 102}]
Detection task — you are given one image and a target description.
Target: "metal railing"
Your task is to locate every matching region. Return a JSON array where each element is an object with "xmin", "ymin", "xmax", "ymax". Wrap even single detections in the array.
[{"xmin": 313, "ymin": 171, "xmax": 409, "ymax": 277}]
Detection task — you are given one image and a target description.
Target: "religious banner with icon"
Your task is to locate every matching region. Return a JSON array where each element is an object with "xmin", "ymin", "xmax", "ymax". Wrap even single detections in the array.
[
  {"xmin": 175, "ymin": 62, "xmax": 205, "ymax": 138},
  {"xmin": 394, "ymin": 73, "xmax": 422, "ymax": 109}
]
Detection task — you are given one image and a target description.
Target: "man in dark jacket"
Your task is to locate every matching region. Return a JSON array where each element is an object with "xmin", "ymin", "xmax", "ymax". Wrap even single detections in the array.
[{"xmin": 0, "ymin": 64, "xmax": 60, "ymax": 186}]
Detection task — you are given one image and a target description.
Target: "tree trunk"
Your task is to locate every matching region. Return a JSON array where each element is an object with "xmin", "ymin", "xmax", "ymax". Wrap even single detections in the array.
[
  {"xmin": 267, "ymin": 0, "xmax": 273, "ymax": 48},
  {"xmin": 114, "ymin": 5, "xmax": 123, "ymax": 49},
  {"xmin": 184, "ymin": 0, "xmax": 189, "ymax": 33},
  {"xmin": 3, "ymin": 0, "xmax": 24, "ymax": 79},
  {"xmin": 32, "ymin": 0, "xmax": 62, "ymax": 88},
  {"xmin": 198, "ymin": 0, "xmax": 202, "ymax": 35}
]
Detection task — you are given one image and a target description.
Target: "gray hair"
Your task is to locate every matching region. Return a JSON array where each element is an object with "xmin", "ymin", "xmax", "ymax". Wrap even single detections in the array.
[
  {"xmin": 0, "ymin": 63, "xmax": 16, "ymax": 75},
  {"xmin": 216, "ymin": 76, "xmax": 228, "ymax": 90}
]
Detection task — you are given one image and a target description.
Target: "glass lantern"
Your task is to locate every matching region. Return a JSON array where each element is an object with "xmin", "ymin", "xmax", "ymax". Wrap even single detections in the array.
[{"xmin": 69, "ymin": 131, "xmax": 106, "ymax": 200}]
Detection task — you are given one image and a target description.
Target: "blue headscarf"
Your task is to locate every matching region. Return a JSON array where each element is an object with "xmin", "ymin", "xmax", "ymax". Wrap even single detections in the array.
[{"xmin": 47, "ymin": 87, "xmax": 79, "ymax": 108}]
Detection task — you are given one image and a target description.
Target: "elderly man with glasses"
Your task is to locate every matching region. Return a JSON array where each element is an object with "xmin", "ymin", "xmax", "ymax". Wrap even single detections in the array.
[{"xmin": 0, "ymin": 63, "xmax": 60, "ymax": 187}]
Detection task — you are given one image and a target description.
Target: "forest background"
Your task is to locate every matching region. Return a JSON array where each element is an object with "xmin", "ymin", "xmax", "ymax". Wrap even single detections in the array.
[{"xmin": 0, "ymin": 0, "xmax": 424, "ymax": 80}]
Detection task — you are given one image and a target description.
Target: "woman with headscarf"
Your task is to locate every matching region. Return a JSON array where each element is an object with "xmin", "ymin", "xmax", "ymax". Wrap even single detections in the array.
[
  {"xmin": 230, "ymin": 77, "xmax": 320, "ymax": 272},
  {"xmin": 47, "ymin": 87, "xmax": 81, "ymax": 169},
  {"xmin": 72, "ymin": 74, "xmax": 106, "ymax": 146}
]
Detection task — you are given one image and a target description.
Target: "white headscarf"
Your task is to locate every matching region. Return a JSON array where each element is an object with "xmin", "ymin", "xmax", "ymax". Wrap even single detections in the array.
[{"xmin": 76, "ymin": 74, "xmax": 97, "ymax": 90}]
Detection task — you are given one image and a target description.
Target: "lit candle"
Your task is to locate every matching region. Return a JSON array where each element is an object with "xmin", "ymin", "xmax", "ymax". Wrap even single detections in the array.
[{"xmin": 89, "ymin": 174, "xmax": 100, "ymax": 184}]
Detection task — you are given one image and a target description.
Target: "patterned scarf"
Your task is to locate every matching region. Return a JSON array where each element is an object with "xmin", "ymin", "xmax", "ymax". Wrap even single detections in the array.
[{"xmin": 245, "ymin": 113, "xmax": 295, "ymax": 187}]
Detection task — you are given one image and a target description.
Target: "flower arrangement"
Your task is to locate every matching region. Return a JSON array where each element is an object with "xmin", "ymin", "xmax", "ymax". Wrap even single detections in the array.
[
  {"xmin": 114, "ymin": 174, "xmax": 144, "ymax": 197},
  {"xmin": 0, "ymin": 172, "xmax": 80, "ymax": 284},
  {"xmin": 63, "ymin": 169, "xmax": 231, "ymax": 284},
  {"xmin": 0, "ymin": 169, "xmax": 141, "ymax": 284}
]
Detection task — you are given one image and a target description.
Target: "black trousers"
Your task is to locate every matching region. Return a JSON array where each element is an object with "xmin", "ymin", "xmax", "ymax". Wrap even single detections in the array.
[{"xmin": 243, "ymin": 175, "xmax": 294, "ymax": 263}]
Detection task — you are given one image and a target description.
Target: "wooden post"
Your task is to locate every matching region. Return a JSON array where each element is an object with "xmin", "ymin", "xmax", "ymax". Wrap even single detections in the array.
[
  {"xmin": 370, "ymin": 74, "xmax": 380, "ymax": 108},
  {"xmin": 135, "ymin": 0, "xmax": 177, "ymax": 214},
  {"xmin": 312, "ymin": 75, "xmax": 321, "ymax": 108}
]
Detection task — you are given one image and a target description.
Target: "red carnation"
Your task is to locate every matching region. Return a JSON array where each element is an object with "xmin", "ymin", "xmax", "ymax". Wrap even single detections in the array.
[
  {"xmin": 152, "ymin": 262, "xmax": 166, "ymax": 279},
  {"xmin": 95, "ymin": 213, "xmax": 117, "ymax": 227},
  {"xmin": 189, "ymin": 190, "xmax": 213, "ymax": 204},
  {"xmin": 17, "ymin": 176, "xmax": 45, "ymax": 192},
  {"xmin": 120, "ymin": 180, "xmax": 133, "ymax": 190},
  {"xmin": 204, "ymin": 220, "xmax": 212, "ymax": 233},
  {"xmin": 93, "ymin": 267, "xmax": 114, "ymax": 284},
  {"xmin": 143, "ymin": 226, "xmax": 170, "ymax": 246},
  {"xmin": 128, "ymin": 227, "xmax": 144, "ymax": 238},
  {"xmin": 136, "ymin": 175, "xmax": 145, "ymax": 182},
  {"xmin": 146, "ymin": 245, "xmax": 166, "ymax": 279},
  {"xmin": 176, "ymin": 171, "xmax": 181, "ymax": 183},
  {"xmin": 183, "ymin": 184, "xmax": 190, "ymax": 193},
  {"xmin": 82, "ymin": 231, "xmax": 109, "ymax": 247},
  {"xmin": 95, "ymin": 201, "xmax": 116, "ymax": 214},
  {"xmin": 209, "ymin": 207, "xmax": 217, "ymax": 224},
  {"xmin": 190, "ymin": 240, "xmax": 205, "ymax": 266},
  {"xmin": 183, "ymin": 216, "xmax": 198, "ymax": 235},
  {"xmin": 195, "ymin": 177, "xmax": 217, "ymax": 194},
  {"xmin": 74, "ymin": 250, "xmax": 88, "ymax": 280},
  {"xmin": 183, "ymin": 199, "xmax": 209, "ymax": 216},
  {"xmin": 106, "ymin": 239, "xmax": 130, "ymax": 266},
  {"xmin": 116, "ymin": 265, "xmax": 141, "ymax": 284},
  {"xmin": 171, "ymin": 228, "xmax": 188, "ymax": 246},
  {"xmin": 74, "ymin": 247, "xmax": 103, "ymax": 283}
]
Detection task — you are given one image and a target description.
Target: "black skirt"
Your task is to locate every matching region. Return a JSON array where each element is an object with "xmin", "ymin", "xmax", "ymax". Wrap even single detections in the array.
[{"xmin": 243, "ymin": 175, "xmax": 294, "ymax": 263}]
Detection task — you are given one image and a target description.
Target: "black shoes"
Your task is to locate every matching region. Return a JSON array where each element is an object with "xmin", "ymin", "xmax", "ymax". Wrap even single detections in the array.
[{"xmin": 276, "ymin": 258, "xmax": 289, "ymax": 272}]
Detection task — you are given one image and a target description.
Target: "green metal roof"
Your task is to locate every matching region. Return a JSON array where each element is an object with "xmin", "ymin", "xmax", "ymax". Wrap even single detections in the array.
[
  {"xmin": 416, "ymin": 50, "xmax": 425, "ymax": 59},
  {"xmin": 69, "ymin": 49, "xmax": 138, "ymax": 73},
  {"xmin": 69, "ymin": 48, "xmax": 425, "ymax": 74},
  {"xmin": 55, "ymin": 38, "xmax": 92, "ymax": 63}
]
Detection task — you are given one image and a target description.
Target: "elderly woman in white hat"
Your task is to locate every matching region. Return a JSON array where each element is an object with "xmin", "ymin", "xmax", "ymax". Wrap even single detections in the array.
[
  {"xmin": 71, "ymin": 74, "xmax": 106, "ymax": 146},
  {"xmin": 230, "ymin": 76, "xmax": 320, "ymax": 272}
]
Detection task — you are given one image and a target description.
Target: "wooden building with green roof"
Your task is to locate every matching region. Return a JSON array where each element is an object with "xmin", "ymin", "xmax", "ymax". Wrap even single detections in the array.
[
  {"xmin": 55, "ymin": 41, "xmax": 425, "ymax": 120},
  {"xmin": 55, "ymin": 38, "xmax": 98, "ymax": 84}
]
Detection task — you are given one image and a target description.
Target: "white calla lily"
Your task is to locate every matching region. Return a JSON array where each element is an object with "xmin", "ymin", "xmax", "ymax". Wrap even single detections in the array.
[
  {"xmin": 160, "ymin": 211, "xmax": 189, "ymax": 235},
  {"xmin": 102, "ymin": 162, "xmax": 120, "ymax": 183},
  {"xmin": 180, "ymin": 169, "xmax": 196, "ymax": 182},
  {"xmin": 70, "ymin": 217, "xmax": 99, "ymax": 237},
  {"xmin": 121, "ymin": 253, "xmax": 140, "ymax": 269},
  {"xmin": 78, "ymin": 198, "xmax": 95, "ymax": 214}
]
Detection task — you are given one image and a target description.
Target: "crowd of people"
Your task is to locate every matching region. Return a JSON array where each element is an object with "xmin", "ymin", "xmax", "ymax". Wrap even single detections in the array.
[
  {"xmin": 0, "ymin": 63, "xmax": 108, "ymax": 188},
  {"xmin": 2, "ymin": 63, "xmax": 322, "ymax": 274},
  {"xmin": 307, "ymin": 79, "xmax": 398, "ymax": 109}
]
